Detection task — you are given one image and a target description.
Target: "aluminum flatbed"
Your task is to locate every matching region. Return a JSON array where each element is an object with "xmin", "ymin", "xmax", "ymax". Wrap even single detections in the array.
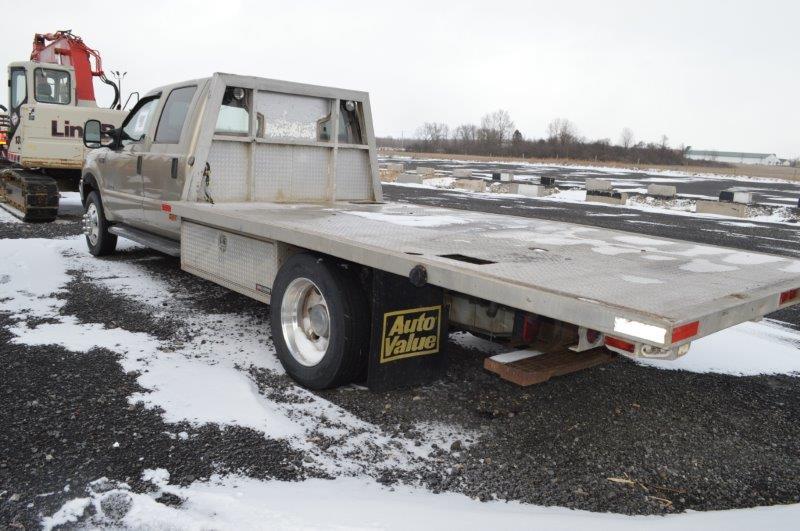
[
  {"xmin": 172, "ymin": 200, "xmax": 800, "ymax": 349},
  {"xmin": 81, "ymin": 72, "xmax": 800, "ymax": 389}
]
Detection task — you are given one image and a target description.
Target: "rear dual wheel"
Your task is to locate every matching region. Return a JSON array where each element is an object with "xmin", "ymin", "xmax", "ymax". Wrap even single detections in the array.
[{"xmin": 270, "ymin": 253, "xmax": 369, "ymax": 390}]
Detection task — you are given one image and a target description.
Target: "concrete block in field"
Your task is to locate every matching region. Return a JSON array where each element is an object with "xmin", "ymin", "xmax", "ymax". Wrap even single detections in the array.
[
  {"xmin": 719, "ymin": 190, "xmax": 754, "ymax": 204},
  {"xmin": 490, "ymin": 170, "xmax": 513, "ymax": 182},
  {"xmin": 417, "ymin": 166, "xmax": 435, "ymax": 177},
  {"xmin": 507, "ymin": 183, "xmax": 556, "ymax": 197},
  {"xmin": 517, "ymin": 183, "xmax": 556, "ymax": 197},
  {"xmin": 586, "ymin": 178, "xmax": 613, "ymax": 192},
  {"xmin": 379, "ymin": 169, "xmax": 397, "ymax": 182},
  {"xmin": 453, "ymin": 168, "xmax": 473, "ymax": 178},
  {"xmin": 647, "ymin": 184, "xmax": 677, "ymax": 199},
  {"xmin": 454, "ymin": 178, "xmax": 485, "ymax": 192},
  {"xmin": 696, "ymin": 200, "xmax": 748, "ymax": 218},
  {"xmin": 586, "ymin": 192, "xmax": 628, "ymax": 205},
  {"xmin": 396, "ymin": 173, "xmax": 422, "ymax": 184}
]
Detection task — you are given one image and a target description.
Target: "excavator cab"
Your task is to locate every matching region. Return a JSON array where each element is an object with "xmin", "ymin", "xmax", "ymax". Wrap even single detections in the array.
[{"xmin": 0, "ymin": 30, "xmax": 127, "ymax": 222}]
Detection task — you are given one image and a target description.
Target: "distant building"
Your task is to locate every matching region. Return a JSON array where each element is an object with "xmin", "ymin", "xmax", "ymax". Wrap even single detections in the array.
[{"xmin": 686, "ymin": 149, "xmax": 781, "ymax": 165}]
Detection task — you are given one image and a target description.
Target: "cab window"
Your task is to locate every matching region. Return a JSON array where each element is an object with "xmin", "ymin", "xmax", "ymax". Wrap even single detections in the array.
[
  {"xmin": 122, "ymin": 97, "xmax": 160, "ymax": 145},
  {"xmin": 155, "ymin": 86, "xmax": 197, "ymax": 144},
  {"xmin": 10, "ymin": 68, "xmax": 27, "ymax": 109},
  {"xmin": 34, "ymin": 68, "xmax": 71, "ymax": 105},
  {"xmin": 215, "ymin": 87, "xmax": 249, "ymax": 135},
  {"xmin": 318, "ymin": 100, "xmax": 364, "ymax": 144}
]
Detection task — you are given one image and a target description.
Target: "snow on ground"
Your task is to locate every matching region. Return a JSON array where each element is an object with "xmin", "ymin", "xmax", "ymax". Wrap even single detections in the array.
[
  {"xmin": 637, "ymin": 319, "xmax": 800, "ymax": 376},
  {"xmin": 390, "ymin": 155, "xmax": 800, "ymax": 185},
  {"xmin": 3, "ymin": 229, "xmax": 800, "ymax": 528},
  {"xmin": 58, "ymin": 191, "xmax": 83, "ymax": 209},
  {"xmin": 42, "ymin": 470, "xmax": 800, "ymax": 531},
  {"xmin": 0, "ymin": 236, "xmax": 471, "ymax": 479},
  {"xmin": 384, "ymin": 158, "xmax": 800, "ymax": 225}
]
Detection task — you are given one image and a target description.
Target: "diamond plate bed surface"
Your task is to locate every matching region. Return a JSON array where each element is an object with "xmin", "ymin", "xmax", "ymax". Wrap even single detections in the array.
[{"xmin": 172, "ymin": 200, "xmax": 800, "ymax": 327}]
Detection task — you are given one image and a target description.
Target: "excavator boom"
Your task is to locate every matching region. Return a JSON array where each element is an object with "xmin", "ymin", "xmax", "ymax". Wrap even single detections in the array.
[{"xmin": 30, "ymin": 30, "xmax": 119, "ymax": 108}]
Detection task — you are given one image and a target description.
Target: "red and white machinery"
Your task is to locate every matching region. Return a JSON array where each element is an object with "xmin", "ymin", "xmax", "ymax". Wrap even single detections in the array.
[{"xmin": 0, "ymin": 30, "xmax": 127, "ymax": 221}]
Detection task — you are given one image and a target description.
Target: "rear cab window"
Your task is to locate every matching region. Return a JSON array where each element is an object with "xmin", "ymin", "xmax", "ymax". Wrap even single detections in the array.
[
  {"xmin": 216, "ymin": 87, "xmax": 250, "ymax": 135},
  {"xmin": 155, "ymin": 86, "xmax": 197, "ymax": 144}
]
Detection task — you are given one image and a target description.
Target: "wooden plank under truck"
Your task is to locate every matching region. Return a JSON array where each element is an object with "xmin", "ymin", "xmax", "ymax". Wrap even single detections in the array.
[{"xmin": 78, "ymin": 73, "xmax": 800, "ymax": 390}]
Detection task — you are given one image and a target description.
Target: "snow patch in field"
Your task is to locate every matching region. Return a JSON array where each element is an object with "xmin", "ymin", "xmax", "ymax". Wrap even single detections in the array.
[
  {"xmin": 2, "ymin": 236, "xmax": 464, "ymax": 476},
  {"xmin": 0, "ymin": 238, "xmax": 74, "ymax": 317},
  {"xmin": 620, "ymin": 275, "xmax": 664, "ymax": 284},
  {"xmin": 344, "ymin": 210, "xmax": 470, "ymax": 227},
  {"xmin": 0, "ymin": 206, "xmax": 22, "ymax": 223},
  {"xmin": 47, "ymin": 471, "xmax": 800, "ymax": 531},
  {"xmin": 638, "ymin": 320, "xmax": 800, "ymax": 375},
  {"xmin": 133, "ymin": 354, "xmax": 301, "ymax": 438},
  {"xmin": 9, "ymin": 317, "xmax": 159, "ymax": 355},
  {"xmin": 41, "ymin": 497, "xmax": 92, "ymax": 531},
  {"xmin": 58, "ymin": 191, "xmax": 83, "ymax": 208},
  {"xmin": 680, "ymin": 259, "xmax": 739, "ymax": 273}
]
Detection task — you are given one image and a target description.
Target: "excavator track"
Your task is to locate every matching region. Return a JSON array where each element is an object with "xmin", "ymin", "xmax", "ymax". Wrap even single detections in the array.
[{"xmin": 0, "ymin": 168, "xmax": 60, "ymax": 222}]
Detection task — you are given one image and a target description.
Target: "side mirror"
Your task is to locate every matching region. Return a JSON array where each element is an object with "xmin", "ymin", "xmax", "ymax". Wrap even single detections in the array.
[{"xmin": 83, "ymin": 119, "xmax": 102, "ymax": 148}]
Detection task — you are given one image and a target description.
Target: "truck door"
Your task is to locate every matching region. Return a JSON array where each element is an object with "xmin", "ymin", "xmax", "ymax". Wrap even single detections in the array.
[
  {"xmin": 141, "ymin": 85, "xmax": 198, "ymax": 238},
  {"xmin": 101, "ymin": 95, "xmax": 160, "ymax": 225}
]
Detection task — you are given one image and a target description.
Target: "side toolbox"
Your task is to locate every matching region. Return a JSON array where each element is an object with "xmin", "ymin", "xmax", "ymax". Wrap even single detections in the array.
[{"xmin": 181, "ymin": 222, "xmax": 278, "ymax": 302}]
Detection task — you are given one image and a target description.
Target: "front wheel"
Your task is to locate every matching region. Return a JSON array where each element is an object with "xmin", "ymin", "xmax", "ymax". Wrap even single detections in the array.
[
  {"xmin": 83, "ymin": 191, "xmax": 117, "ymax": 256},
  {"xmin": 270, "ymin": 253, "xmax": 369, "ymax": 389}
]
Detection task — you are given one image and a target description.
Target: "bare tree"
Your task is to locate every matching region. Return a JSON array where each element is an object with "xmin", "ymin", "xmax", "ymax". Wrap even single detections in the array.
[
  {"xmin": 453, "ymin": 123, "xmax": 478, "ymax": 143},
  {"xmin": 619, "ymin": 127, "xmax": 634, "ymax": 149},
  {"xmin": 480, "ymin": 110, "xmax": 515, "ymax": 145},
  {"xmin": 415, "ymin": 122, "xmax": 450, "ymax": 151},
  {"xmin": 546, "ymin": 118, "xmax": 578, "ymax": 144},
  {"xmin": 659, "ymin": 134, "xmax": 669, "ymax": 150}
]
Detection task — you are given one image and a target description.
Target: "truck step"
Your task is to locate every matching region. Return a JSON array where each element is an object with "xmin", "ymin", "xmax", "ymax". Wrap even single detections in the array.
[
  {"xmin": 484, "ymin": 348, "xmax": 616, "ymax": 386},
  {"xmin": 108, "ymin": 224, "xmax": 181, "ymax": 257}
]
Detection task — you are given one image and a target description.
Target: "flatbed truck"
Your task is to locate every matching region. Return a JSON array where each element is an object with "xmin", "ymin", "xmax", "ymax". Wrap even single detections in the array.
[{"xmin": 79, "ymin": 73, "xmax": 800, "ymax": 390}]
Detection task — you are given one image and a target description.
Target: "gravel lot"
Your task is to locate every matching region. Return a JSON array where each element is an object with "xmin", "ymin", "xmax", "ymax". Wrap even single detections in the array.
[{"xmin": 1, "ymin": 185, "xmax": 799, "ymax": 528}]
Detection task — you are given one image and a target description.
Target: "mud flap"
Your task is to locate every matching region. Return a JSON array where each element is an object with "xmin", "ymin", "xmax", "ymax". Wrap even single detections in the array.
[{"xmin": 367, "ymin": 270, "xmax": 448, "ymax": 391}]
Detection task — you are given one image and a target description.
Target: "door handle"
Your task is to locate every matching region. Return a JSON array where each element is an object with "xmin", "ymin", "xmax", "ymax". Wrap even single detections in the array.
[
  {"xmin": 171, "ymin": 157, "xmax": 179, "ymax": 179},
  {"xmin": 136, "ymin": 155, "xmax": 142, "ymax": 175}
]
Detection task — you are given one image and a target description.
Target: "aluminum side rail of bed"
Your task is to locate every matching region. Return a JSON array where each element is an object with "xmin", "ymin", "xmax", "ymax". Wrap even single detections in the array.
[{"xmin": 171, "ymin": 200, "xmax": 800, "ymax": 352}]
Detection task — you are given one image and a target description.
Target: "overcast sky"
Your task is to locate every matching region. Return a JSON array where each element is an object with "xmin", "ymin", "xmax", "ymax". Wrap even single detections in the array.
[{"xmin": 4, "ymin": 0, "xmax": 797, "ymax": 157}]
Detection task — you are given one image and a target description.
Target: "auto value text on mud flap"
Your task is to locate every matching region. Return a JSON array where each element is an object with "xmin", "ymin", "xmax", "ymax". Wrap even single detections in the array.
[{"xmin": 380, "ymin": 305, "xmax": 442, "ymax": 363}]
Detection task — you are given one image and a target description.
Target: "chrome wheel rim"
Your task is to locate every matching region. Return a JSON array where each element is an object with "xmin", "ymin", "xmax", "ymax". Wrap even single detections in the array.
[
  {"xmin": 86, "ymin": 203, "xmax": 100, "ymax": 246},
  {"xmin": 280, "ymin": 277, "xmax": 330, "ymax": 367}
]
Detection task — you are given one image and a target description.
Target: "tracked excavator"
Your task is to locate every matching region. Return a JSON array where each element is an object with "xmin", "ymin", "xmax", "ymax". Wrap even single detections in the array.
[{"xmin": 0, "ymin": 30, "xmax": 127, "ymax": 221}]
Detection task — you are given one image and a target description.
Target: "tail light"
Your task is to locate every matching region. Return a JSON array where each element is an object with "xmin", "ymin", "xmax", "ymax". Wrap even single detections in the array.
[
  {"xmin": 604, "ymin": 336, "xmax": 635, "ymax": 353},
  {"xmin": 671, "ymin": 321, "xmax": 699, "ymax": 343},
  {"xmin": 780, "ymin": 289, "xmax": 799, "ymax": 305}
]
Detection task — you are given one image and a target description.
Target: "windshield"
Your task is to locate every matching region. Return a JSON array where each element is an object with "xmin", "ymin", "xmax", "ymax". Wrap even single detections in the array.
[{"xmin": 34, "ymin": 68, "xmax": 71, "ymax": 105}]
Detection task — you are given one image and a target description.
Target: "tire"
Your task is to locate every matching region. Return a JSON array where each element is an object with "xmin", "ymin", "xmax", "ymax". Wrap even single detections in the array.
[
  {"xmin": 84, "ymin": 190, "xmax": 117, "ymax": 256},
  {"xmin": 270, "ymin": 253, "xmax": 369, "ymax": 390}
]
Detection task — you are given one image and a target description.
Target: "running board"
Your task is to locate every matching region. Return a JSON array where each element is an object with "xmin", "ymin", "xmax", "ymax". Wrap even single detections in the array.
[
  {"xmin": 484, "ymin": 348, "xmax": 616, "ymax": 386},
  {"xmin": 108, "ymin": 224, "xmax": 180, "ymax": 257}
]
